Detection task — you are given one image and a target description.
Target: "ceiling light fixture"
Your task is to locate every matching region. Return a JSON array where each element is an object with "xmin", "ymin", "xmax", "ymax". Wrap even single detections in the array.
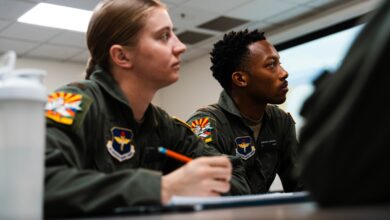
[{"xmin": 17, "ymin": 3, "xmax": 92, "ymax": 32}]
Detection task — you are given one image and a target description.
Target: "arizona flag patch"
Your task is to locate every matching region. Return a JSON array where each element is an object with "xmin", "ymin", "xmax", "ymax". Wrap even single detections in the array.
[
  {"xmin": 189, "ymin": 117, "xmax": 214, "ymax": 143},
  {"xmin": 45, "ymin": 92, "xmax": 82, "ymax": 125}
]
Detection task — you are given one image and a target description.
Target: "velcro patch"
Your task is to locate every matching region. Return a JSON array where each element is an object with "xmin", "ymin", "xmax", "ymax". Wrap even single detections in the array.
[
  {"xmin": 45, "ymin": 92, "xmax": 83, "ymax": 125},
  {"xmin": 235, "ymin": 136, "xmax": 255, "ymax": 160},
  {"xmin": 106, "ymin": 127, "xmax": 135, "ymax": 162},
  {"xmin": 188, "ymin": 117, "xmax": 215, "ymax": 143}
]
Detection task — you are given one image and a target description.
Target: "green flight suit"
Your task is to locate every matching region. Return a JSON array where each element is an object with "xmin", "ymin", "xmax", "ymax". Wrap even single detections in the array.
[
  {"xmin": 44, "ymin": 66, "xmax": 249, "ymax": 218},
  {"xmin": 187, "ymin": 90, "xmax": 302, "ymax": 194}
]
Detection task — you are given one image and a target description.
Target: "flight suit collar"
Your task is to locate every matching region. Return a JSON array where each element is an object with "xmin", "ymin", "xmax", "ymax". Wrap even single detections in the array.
[
  {"xmin": 89, "ymin": 66, "xmax": 157, "ymax": 128},
  {"xmin": 90, "ymin": 66, "xmax": 129, "ymax": 107},
  {"xmin": 218, "ymin": 90, "xmax": 242, "ymax": 118},
  {"xmin": 218, "ymin": 90, "xmax": 271, "ymax": 125}
]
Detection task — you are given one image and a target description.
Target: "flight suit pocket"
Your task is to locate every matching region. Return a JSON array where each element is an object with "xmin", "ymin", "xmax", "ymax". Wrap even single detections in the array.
[{"xmin": 258, "ymin": 139, "xmax": 280, "ymax": 179}]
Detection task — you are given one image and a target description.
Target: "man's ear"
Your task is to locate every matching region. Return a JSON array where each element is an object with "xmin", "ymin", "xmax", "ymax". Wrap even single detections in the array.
[
  {"xmin": 232, "ymin": 71, "xmax": 248, "ymax": 87},
  {"xmin": 109, "ymin": 45, "xmax": 132, "ymax": 68}
]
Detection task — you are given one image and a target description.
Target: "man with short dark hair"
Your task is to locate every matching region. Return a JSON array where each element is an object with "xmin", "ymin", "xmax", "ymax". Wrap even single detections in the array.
[{"xmin": 187, "ymin": 29, "xmax": 302, "ymax": 194}]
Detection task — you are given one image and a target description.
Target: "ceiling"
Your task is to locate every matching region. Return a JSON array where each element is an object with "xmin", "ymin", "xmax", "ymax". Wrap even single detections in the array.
[{"xmin": 0, "ymin": 0, "xmax": 381, "ymax": 64}]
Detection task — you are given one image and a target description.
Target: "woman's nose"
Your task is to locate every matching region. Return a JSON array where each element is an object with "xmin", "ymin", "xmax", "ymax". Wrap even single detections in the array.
[{"xmin": 173, "ymin": 34, "xmax": 187, "ymax": 55}]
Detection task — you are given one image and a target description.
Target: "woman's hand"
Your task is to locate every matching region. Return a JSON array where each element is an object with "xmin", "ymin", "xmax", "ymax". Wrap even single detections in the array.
[{"xmin": 161, "ymin": 156, "xmax": 232, "ymax": 204}]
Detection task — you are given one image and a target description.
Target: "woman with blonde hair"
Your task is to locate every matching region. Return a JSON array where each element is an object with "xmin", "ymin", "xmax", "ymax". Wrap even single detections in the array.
[{"xmin": 44, "ymin": 0, "xmax": 249, "ymax": 217}]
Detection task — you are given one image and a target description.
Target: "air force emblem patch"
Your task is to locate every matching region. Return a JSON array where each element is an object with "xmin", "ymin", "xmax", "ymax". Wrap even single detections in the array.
[
  {"xmin": 106, "ymin": 127, "xmax": 135, "ymax": 162},
  {"xmin": 235, "ymin": 136, "xmax": 255, "ymax": 160}
]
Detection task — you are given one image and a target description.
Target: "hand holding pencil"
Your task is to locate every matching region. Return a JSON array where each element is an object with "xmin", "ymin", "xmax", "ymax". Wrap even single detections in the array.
[{"xmin": 160, "ymin": 148, "xmax": 232, "ymax": 205}]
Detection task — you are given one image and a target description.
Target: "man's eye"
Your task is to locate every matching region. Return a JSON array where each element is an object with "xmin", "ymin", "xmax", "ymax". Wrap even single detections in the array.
[
  {"xmin": 267, "ymin": 60, "xmax": 281, "ymax": 69},
  {"xmin": 267, "ymin": 62, "xmax": 276, "ymax": 68}
]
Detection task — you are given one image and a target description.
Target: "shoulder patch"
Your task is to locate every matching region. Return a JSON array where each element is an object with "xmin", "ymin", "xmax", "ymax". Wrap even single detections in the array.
[
  {"xmin": 45, "ymin": 91, "xmax": 90, "ymax": 126},
  {"xmin": 188, "ymin": 116, "xmax": 215, "ymax": 143}
]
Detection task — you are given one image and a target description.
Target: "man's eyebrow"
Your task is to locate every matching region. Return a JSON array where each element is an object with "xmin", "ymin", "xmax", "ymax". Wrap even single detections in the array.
[{"xmin": 265, "ymin": 55, "xmax": 279, "ymax": 60}]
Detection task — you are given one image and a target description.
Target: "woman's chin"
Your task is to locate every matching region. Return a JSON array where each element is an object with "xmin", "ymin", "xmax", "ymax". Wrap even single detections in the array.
[{"xmin": 159, "ymin": 76, "xmax": 179, "ymax": 89}]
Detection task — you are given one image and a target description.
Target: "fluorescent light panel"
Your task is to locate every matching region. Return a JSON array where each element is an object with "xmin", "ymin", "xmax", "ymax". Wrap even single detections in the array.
[{"xmin": 17, "ymin": 3, "xmax": 92, "ymax": 32}]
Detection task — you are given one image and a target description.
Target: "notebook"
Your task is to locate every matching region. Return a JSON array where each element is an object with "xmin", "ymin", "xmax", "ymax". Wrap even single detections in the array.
[
  {"xmin": 168, "ymin": 191, "xmax": 310, "ymax": 210},
  {"xmin": 114, "ymin": 191, "xmax": 311, "ymax": 215}
]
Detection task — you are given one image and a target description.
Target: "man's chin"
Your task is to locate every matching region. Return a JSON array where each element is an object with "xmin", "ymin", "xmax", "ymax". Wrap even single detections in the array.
[{"xmin": 271, "ymin": 97, "xmax": 286, "ymax": 105}]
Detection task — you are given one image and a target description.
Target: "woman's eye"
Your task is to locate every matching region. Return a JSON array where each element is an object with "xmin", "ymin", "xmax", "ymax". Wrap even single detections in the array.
[{"xmin": 161, "ymin": 32, "xmax": 169, "ymax": 41}]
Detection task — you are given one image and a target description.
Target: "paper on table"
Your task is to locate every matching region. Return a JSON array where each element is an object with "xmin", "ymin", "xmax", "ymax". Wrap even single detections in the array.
[{"xmin": 168, "ymin": 191, "xmax": 310, "ymax": 209}]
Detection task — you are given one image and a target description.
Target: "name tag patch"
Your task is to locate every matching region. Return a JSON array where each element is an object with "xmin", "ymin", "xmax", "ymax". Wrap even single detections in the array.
[{"xmin": 260, "ymin": 139, "xmax": 277, "ymax": 150}]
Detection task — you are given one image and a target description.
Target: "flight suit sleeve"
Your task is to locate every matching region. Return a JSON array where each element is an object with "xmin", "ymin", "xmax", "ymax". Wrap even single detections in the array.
[
  {"xmin": 44, "ymin": 89, "xmax": 161, "ymax": 218},
  {"xmin": 187, "ymin": 111, "xmax": 233, "ymax": 154},
  {"xmin": 277, "ymin": 113, "xmax": 304, "ymax": 192},
  {"xmin": 184, "ymin": 114, "xmax": 251, "ymax": 195}
]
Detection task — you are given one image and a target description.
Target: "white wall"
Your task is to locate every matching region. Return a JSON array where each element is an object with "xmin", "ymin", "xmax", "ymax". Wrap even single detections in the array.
[
  {"xmin": 157, "ymin": 55, "xmax": 222, "ymax": 120},
  {"xmin": 15, "ymin": 57, "xmax": 85, "ymax": 93}
]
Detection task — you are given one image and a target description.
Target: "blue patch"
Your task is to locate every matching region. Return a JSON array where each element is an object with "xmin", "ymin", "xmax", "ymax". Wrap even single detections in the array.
[
  {"xmin": 106, "ymin": 127, "xmax": 135, "ymax": 162},
  {"xmin": 235, "ymin": 136, "xmax": 255, "ymax": 160}
]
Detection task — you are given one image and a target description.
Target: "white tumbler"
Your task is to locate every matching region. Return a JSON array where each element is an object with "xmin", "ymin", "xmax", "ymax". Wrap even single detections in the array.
[{"xmin": 0, "ymin": 51, "xmax": 47, "ymax": 219}]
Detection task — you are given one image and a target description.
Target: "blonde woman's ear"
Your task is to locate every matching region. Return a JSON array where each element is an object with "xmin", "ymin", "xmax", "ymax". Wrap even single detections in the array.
[{"xmin": 109, "ymin": 45, "xmax": 133, "ymax": 69}]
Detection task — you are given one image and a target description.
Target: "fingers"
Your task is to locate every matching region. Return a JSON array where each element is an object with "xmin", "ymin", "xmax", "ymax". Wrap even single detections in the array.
[
  {"xmin": 192, "ymin": 156, "xmax": 232, "ymax": 182},
  {"xmin": 197, "ymin": 156, "xmax": 232, "ymax": 169},
  {"xmin": 161, "ymin": 155, "xmax": 233, "ymax": 200},
  {"xmin": 202, "ymin": 191, "xmax": 221, "ymax": 197},
  {"xmin": 193, "ymin": 180, "xmax": 229, "ymax": 196},
  {"xmin": 205, "ymin": 166, "xmax": 232, "ymax": 182},
  {"xmin": 206, "ymin": 178, "xmax": 231, "ymax": 194}
]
